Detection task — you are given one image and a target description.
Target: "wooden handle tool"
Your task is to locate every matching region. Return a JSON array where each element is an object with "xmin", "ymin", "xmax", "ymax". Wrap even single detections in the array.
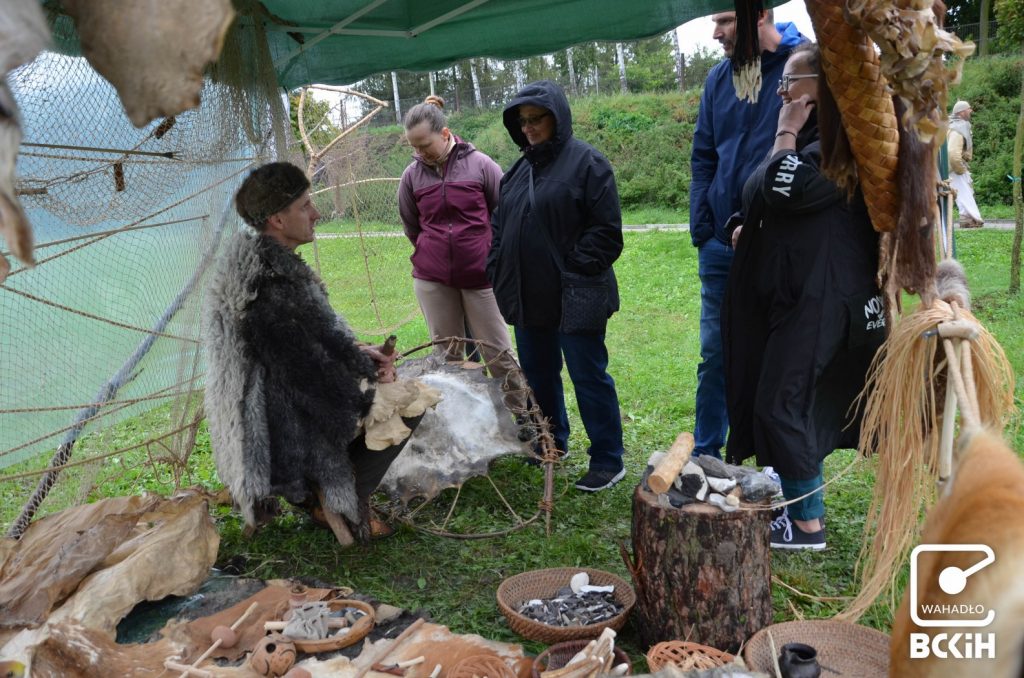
[{"xmin": 647, "ymin": 432, "xmax": 695, "ymax": 494}]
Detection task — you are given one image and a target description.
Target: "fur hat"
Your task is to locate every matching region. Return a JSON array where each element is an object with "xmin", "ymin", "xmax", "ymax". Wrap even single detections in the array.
[
  {"xmin": 952, "ymin": 100, "xmax": 972, "ymax": 116},
  {"xmin": 235, "ymin": 162, "xmax": 310, "ymax": 229}
]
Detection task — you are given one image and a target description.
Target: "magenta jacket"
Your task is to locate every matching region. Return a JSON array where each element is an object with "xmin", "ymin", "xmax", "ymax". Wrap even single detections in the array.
[{"xmin": 398, "ymin": 137, "xmax": 503, "ymax": 289}]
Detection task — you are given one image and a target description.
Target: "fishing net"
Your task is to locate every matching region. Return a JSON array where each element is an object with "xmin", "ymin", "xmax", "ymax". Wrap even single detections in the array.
[{"xmin": 0, "ymin": 16, "xmax": 423, "ymax": 536}]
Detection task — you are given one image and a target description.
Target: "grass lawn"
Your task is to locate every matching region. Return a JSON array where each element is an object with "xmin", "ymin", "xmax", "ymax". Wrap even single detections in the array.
[{"xmin": 3, "ymin": 228, "xmax": 1022, "ymax": 666}]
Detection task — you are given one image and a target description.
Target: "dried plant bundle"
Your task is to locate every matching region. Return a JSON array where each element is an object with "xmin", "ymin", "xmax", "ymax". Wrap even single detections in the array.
[{"xmin": 839, "ymin": 299, "xmax": 1013, "ymax": 621}]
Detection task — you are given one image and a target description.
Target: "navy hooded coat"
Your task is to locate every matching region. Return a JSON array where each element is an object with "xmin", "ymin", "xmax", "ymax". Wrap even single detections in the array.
[{"xmin": 486, "ymin": 80, "xmax": 623, "ymax": 329}]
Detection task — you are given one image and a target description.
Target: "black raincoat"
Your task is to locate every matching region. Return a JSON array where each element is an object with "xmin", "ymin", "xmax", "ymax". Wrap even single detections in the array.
[
  {"xmin": 486, "ymin": 80, "xmax": 622, "ymax": 329},
  {"xmin": 722, "ymin": 133, "xmax": 885, "ymax": 479}
]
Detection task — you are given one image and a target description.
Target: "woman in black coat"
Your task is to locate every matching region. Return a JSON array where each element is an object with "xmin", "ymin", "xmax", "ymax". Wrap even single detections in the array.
[
  {"xmin": 487, "ymin": 81, "xmax": 626, "ymax": 493},
  {"xmin": 723, "ymin": 44, "xmax": 886, "ymax": 550}
]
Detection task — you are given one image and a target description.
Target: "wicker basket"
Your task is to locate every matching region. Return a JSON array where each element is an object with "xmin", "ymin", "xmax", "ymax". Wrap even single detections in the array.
[
  {"xmin": 448, "ymin": 654, "xmax": 518, "ymax": 678},
  {"xmin": 531, "ymin": 639, "xmax": 632, "ymax": 678},
  {"xmin": 496, "ymin": 567, "xmax": 635, "ymax": 644},
  {"xmin": 284, "ymin": 598, "xmax": 375, "ymax": 654},
  {"xmin": 646, "ymin": 641, "xmax": 735, "ymax": 672},
  {"xmin": 743, "ymin": 620, "xmax": 889, "ymax": 677}
]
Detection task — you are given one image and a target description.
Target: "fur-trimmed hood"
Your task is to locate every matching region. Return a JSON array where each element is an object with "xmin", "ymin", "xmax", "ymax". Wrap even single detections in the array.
[{"xmin": 202, "ymin": 230, "xmax": 377, "ymax": 533}]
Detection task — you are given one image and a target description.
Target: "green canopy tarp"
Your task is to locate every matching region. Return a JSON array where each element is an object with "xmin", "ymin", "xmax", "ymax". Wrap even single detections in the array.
[{"xmin": 257, "ymin": 0, "xmax": 743, "ymax": 89}]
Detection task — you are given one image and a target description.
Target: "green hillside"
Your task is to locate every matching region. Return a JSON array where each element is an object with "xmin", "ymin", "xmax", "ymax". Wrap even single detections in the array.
[
  {"xmin": 356, "ymin": 55, "xmax": 1022, "ymax": 216},
  {"xmin": 366, "ymin": 91, "xmax": 701, "ymax": 214}
]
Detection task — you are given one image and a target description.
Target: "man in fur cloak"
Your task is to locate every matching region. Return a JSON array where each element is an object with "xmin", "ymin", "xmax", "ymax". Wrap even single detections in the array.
[{"xmin": 203, "ymin": 162, "xmax": 416, "ymax": 542}]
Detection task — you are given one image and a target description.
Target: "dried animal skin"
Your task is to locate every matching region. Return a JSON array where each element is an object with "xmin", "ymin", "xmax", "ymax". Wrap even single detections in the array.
[
  {"xmin": 0, "ymin": 0, "xmax": 49, "ymax": 280},
  {"xmin": 62, "ymin": 0, "xmax": 236, "ymax": 127},
  {"xmin": 0, "ymin": 84, "xmax": 32, "ymax": 282},
  {"xmin": 0, "ymin": 0, "xmax": 50, "ymax": 72},
  {"xmin": 847, "ymin": 0, "xmax": 974, "ymax": 144}
]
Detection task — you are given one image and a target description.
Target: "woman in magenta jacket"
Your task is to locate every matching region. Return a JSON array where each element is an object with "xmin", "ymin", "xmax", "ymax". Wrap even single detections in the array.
[{"xmin": 398, "ymin": 95, "xmax": 526, "ymax": 413}]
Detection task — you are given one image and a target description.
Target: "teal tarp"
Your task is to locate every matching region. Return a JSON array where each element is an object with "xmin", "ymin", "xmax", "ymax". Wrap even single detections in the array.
[{"xmin": 258, "ymin": 0, "xmax": 745, "ymax": 89}]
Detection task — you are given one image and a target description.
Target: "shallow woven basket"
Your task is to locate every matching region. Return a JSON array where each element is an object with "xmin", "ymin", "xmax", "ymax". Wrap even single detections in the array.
[
  {"xmin": 743, "ymin": 620, "xmax": 889, "ymax": 677},
  {"xmin": 646, "ymin": 641, "xmax": 735, "ymax": 672},
  {"xmin": 496, "ymin": 567, "xmax": 635, "ymax": 644},
  {"xmin": 448, "ymin": 654, "xmax": 518, "ymax": 678},
  {"xmin": 531, "ymin": 639, "xmax": 632, "ymax": 678},
  {"xmin": 284, "ymin": 598, "xmax": 375, "ymax": 654}
]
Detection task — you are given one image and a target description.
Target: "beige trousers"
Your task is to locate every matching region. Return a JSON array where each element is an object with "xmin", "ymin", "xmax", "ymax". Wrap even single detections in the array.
[{"xmin": 413, "ymin": 278, "xmax": 527, "ymax": 411}]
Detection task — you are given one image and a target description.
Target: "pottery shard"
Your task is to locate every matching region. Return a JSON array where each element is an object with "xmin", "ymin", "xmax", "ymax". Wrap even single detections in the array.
[{"xmin": 61, "ymin": 0, "xmax": 235, "ymax": 127}]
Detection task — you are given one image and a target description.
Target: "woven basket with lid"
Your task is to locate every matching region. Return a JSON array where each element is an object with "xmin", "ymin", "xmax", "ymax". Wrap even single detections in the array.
[
  {"xmin": 742, "ymin": 620, "xmax": 889, "ymax": 677},
  {"xmin": 496, "ymin": 567, "xmax": 635, "ymax": 644}
]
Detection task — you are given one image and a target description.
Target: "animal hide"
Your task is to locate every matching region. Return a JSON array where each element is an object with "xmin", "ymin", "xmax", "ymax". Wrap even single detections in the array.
[
  {"xmin": 202, "ymin": 231, "xmax": 377, "ymax": 533},
  {"xmin": 379, "ymin": 357, "xmax": 530, "ymax": 504},
  {"xmin": 0, "ymin": 0, "xmax": 50, "ymax": 280},
  {"xmin": 890, "ymin": 429, "xmax": 1024, "ymax": 676},
  {"xmin": 61, "ymin": 0, "xmax": 235, "ymax": 127}
]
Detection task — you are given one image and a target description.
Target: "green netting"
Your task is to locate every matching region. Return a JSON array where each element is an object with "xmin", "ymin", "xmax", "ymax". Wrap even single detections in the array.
[{"xmin": 0, "ymin": 10, "xmax": 442, "ymax": 534}]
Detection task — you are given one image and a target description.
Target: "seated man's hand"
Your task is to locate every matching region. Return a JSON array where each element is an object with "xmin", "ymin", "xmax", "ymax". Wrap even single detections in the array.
[{"xmin": 359, "ymin": 344, "xmax": 398, "ymax": 383}]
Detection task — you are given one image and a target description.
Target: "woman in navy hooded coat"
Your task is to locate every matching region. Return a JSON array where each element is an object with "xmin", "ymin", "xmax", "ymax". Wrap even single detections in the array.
[{"xmin": 487, "ymin": 80, "xmax": 626, "ymax": 493}]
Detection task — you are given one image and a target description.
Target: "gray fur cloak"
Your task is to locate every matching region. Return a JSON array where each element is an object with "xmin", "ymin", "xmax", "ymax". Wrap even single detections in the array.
[{"xmin": 202, "ymin": 230, "xmax": 377, "ymax": 533}]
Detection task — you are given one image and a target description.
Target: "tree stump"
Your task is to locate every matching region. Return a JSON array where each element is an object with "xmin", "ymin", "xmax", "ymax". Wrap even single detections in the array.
[{"xmin": 629, "ymin": 484, "xmax": 772, "ymax": 652}]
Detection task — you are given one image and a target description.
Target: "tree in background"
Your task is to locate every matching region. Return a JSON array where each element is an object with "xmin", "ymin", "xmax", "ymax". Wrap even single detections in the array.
[
  {"xmin": 995, "ymin": 0, "xmax": 1023, "ymax": 292},
  {"xmin": 350, "ymin": 34, "xmax": 683, "ymax": 117},
  {"xmin": 288, "ymin": 91, "xmax": 341, "ymax": 148},
  {"xmin": 623, "ymin": 35, "xmax": 677, "ymax": 92},
  {"xmin": 946, "ymin": 0, "xmax": 994, "ymax": 55}
]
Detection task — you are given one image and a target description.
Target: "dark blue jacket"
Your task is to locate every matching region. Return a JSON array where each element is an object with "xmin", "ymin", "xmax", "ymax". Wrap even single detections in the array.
[
  {"xmin": 689, "ymin": 23, "xmax": 807, "ymax": 247},
  {"xmin": 487, "ymin": 80, "xmax": 622, "ymax": 328}
]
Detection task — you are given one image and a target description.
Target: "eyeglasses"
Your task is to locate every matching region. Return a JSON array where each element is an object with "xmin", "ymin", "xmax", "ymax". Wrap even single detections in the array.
[
  {"xmin": 518, "ymin": 112, "xmax": 551, "ymax": 127},
  {"xmin": 778, "ymin": 73, "xmax": 819, "ymax": 91}
]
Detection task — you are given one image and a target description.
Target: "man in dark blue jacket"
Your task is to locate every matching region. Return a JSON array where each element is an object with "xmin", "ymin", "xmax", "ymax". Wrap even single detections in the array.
[{"xmin": 688, "ymin": 10, "xmax": 806, "ymax": 460}]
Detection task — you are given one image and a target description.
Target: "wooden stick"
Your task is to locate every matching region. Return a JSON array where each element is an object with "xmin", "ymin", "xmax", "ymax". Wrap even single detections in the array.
[
  {"xmin": 167, "ymin": 602, "xmax": 258, "ymax": 678},
  {"xmin": 315, "ymin": 487, "xmax": 356, "ymax": 546},
  {"xmin": 648, "ymin": 432, "xmax": 695, "ymax": 494},
  {"xmin": 353, "ymin": 617, "xmax": 426, "ymax": 678},
  {"xmin": 938, "ymin": 341, "xmax": 959, "ymax": 485},
  {"xmin": 163, "ymin": 660, "xmax": 213, "ymax": 678},
  {"xmin": 937, "ymin": 319, "xmax": 980, "ymax": 340},
  {"xmin": 942, "ymin": 338, "xmax": 980, "ymax": 429},
  {"xmin": 264, "ymin": 619, "xmax": 352, "ymax": 631},
  {"xmin": 767, "ymin": 629, "xmax": 782, "ymax": 678}
]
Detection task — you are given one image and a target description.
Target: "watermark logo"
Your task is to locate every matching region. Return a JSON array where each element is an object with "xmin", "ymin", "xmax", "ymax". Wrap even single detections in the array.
[{"xmin": 908, "ymin": 544, "xmax": 996, "ymax": 660}]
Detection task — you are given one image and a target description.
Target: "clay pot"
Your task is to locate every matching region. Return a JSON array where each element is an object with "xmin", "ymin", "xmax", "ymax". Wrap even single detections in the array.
[
  {"xmin": 778, "ymin": 642, "xmax": 821, "ymax": 678},
  {"xmin": 249, "ymin": 633, "xmax": 297, "ymax": 677}
]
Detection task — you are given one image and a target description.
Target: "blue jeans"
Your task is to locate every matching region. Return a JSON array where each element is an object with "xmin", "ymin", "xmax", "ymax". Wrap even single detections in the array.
[
  {"xmin": 694, "ymin": 238, "xmax": 732, "ymax": 458},
  {"xmin": 514, "ymin": 326, "xmax": 624, "ymax": 472},
  {"xmin": 779, "ymin": 467, "xmax": 825, "ymax": 521}
]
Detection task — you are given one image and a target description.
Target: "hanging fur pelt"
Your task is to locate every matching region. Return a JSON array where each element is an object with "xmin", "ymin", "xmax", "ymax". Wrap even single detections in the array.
[
  {"xmin": 880, "ymin": 97, "xmax": 939, "ymax": 309},
  {"xmin": 890, "ymin": 428, "xmax": 1024, "ymax": 676}
]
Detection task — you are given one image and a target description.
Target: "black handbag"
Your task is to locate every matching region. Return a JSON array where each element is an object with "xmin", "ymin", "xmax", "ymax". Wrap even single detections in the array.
[{"xmin": 528, "ymin": 165, "xmax": 611, "ymax": 335}]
